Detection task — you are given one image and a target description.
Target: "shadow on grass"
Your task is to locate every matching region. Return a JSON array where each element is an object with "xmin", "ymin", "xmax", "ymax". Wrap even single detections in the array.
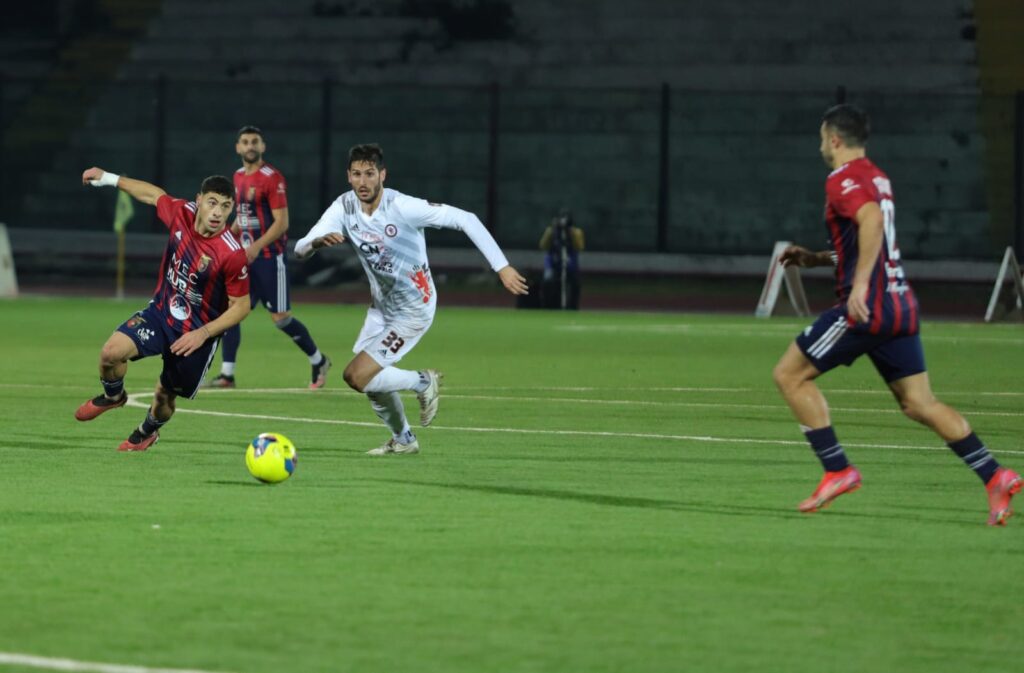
[
  {"xmin": 204, "ymin": 480, "xmax": 266, "ymax": 487},
  {"xmin": 368, "ymin": 478, "xmax": 981, "ymax": 526}
]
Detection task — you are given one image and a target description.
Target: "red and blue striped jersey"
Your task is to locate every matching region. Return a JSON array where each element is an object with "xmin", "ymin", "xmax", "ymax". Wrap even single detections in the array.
[
  {"xmin": 151, "ymin": 195, "xmax": 250, "ymax": 333},
  {"xmin": 824, "ymin": 157, "xmax": 918, "ymax": 335},
  {"xmin": 234, "ymin": 163, "xmax": 288, "ymax": 259}
]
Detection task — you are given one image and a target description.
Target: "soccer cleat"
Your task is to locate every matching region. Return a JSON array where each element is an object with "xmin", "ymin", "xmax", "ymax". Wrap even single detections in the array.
[
  {"xmin": 310, "ymin": 355, "xmax": 331, "ymax": 390},
  {"xmin": 986, "ymin": 468, "xmax": 1022, "ymax": 526},
  {"xmin": 416, "ymin": 369, "xmax": 443, "ymax": 427},
  {"xmin": 366, "ymin": 437, "xmax": 420, "ymax": 456},
  {"xmin": 118, "ymin": 430, "xmax": 159, "ymax": 452},
  {"xmin": 205, "ymin": 374, "xmax": 236, "ymax": 389},
  {"xmin": 74, "ymin": 393, "xmax": 127, "ymax": 421},
  {"xmin": 798, "ymin": 466, "xmax": 862, "ymax": 513}
]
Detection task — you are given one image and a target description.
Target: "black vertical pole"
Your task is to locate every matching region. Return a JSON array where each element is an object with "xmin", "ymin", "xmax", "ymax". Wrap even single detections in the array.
[
  {"xmin": 153, "ymin": 74, "xmax": 166, "ymax": 230},
  {"xmin": 486, "ymin": 81, "xmax": 499, "ymax": 232},
  {"xmin": 320, "ymin": 77, "xmax": 332, "ymax": 210},
  {"xmin": 656, "ymin": 82, "xmax": 670, "ymax": 252},
  {"xmin": 835, "ymin": 85, "xmax": 847, "ymax": 104},
  {"xmin": 1015, "ymin": 90, "xmax": 1024, "ymax": 260}
]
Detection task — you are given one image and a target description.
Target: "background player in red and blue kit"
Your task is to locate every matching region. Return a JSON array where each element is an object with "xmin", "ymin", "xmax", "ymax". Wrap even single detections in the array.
[
  {"xmin": 74, "ymin": 168, "xmax": 251, "ymax": 451},
  {"xmin": 772, "ymin": 104, "xmax": 1021, "ymax": 525},
  {"xmin": 206, "ymin": 125, "xmax": 330, "ymax": 389}
]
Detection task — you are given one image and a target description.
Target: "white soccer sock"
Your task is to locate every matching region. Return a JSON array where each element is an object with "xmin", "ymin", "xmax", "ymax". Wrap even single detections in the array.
[
  {"xmin": 308, "ymin": 349, "xmax": 323, "ymax": 365},
  {"xmin": 366, "ymin": 392, "xmax": 411, "ymax": 437},
  {"xmin": 221, "ymin": 363, "xmax": 236, "ymax": 376},
  {"xmin": 363, "ymin": 367, "xmax": 421, "ymax": 393}
]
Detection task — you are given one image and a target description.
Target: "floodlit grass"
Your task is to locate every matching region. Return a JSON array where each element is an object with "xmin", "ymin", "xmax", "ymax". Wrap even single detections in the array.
[{"xmin": 0, "ymin": 297, "xmax": 1021, "ymax": 673}]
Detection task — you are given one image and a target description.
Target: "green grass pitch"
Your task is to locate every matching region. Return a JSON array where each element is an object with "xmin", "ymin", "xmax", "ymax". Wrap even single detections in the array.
[{"xmin": 0, "ymin": 297, "xmax": 1021, "ymax": 673}]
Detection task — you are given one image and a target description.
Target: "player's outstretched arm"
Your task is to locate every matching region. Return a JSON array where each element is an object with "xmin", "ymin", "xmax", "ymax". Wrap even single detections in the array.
[
  {"xmin": 294, "ymin": 201, "xmax": 346, "ymax": 259},
  {"xmin": 498, "ymin": 265, "xmax": 529, "ymax": 295},
  {"xmin": 82, "ymin": 167, "xmax": 166, "ymax": 206}
]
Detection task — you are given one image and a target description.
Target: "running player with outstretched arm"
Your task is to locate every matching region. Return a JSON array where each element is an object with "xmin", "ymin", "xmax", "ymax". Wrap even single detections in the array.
[
  {"xmin": 75, "ymin": 169, "xmax": 251, "ymax": 451},
  {"xmin": 772, "ymin": 104, "xmax": 1021, "ymax": 525},
  {"xmin": 295, "ymin": 143, "xmax": 528, "ymax": 455}
]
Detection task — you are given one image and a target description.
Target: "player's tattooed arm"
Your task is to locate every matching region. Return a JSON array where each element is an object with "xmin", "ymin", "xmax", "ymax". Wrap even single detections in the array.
[{"xmin": 82, "ymin": 167, "xmax": 166, "ymax": 205}]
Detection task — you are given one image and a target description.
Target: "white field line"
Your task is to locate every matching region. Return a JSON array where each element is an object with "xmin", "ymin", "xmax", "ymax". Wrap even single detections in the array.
[
  {"xmin": 0, "ymin": 651, "xmax": 236, "ymax": 673},
  {"xmin": 125, "ymin": 386, "xmax": 1024, "ymax": 419},
  {"xmin": 552, "ymin": 324, "xmax": 1024, "ymax": 345},
  {"xmin": 125, "ymin": 390, "xmax": 1024, "ymax": 455}
]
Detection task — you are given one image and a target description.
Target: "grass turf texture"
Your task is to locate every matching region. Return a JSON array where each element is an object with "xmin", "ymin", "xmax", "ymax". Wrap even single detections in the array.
[{"xmin": 0, "ymin": 297, "xmax": 1021, "ymax": 673}]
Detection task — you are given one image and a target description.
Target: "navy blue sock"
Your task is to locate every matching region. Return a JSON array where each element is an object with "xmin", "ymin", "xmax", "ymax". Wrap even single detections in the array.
[
  {"xmin": 948, "ymin": 432, "xmax": 999, "ymax": 484},
  {"xmin": 221, "ymin": 324, "xmax": 241, "ymax": 363},
  {"xmin": 276, "ymin": 317, "xmax": 318, "ymax": 357},
  {"xmin": 804, "ymin": 426, "xmax": 850, "ymax": 472},
  {"xmin": 139, "ymin": 412, "xmax": 168, "ymax": 437},
  {"xmin": 101, "ymin": 378, "xmax": 124, "ymax": 400}
]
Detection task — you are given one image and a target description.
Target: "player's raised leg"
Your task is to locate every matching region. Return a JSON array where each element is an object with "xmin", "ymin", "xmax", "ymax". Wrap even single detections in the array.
[
  {"xmin": 773, "ymin": 341, "xmax": 861, "ymax": 512},
  {"xmin": 75, "ymin": 331, "xmax": 138, "ymax": 421},
  {"xmin": 887, "ymin": 372, "xmax": 1022, "ymax": 525}
]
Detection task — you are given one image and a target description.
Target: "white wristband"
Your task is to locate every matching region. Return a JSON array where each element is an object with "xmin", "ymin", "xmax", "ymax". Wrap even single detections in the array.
[{"xmin": 90, "ymin": 171, "xmax": 120, "ymax": 188}]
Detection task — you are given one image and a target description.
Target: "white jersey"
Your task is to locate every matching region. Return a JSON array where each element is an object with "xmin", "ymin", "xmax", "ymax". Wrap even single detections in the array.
[{"xmin": 295, "ymin": 188, "xmax": 509, "ymax": 326}]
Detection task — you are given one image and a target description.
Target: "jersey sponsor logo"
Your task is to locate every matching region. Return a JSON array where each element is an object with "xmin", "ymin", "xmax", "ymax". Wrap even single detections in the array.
[
  {"xmin": 384, "ymin": 224, "xmax": 398, "ymax": 238},
  {"xmin": 359, "ymin": 242, "xmax": 381, "ymax": 256},
  {"xmin": 169, "ymin": 294, "xmax": 192, "ymax": 321},
  {"xmin": 840, "ymin": 178, "xmax": 861, "ymax": 195},
  {"xmin": 410, "ymin": 265, "xmax": 432, "ymax": 304},
  {"xmin": 239, "ymin": 265, "xmax": 249, "ymax": 280},
  {"xmin": 872, "ymin": 176, "xmax": 892, "ymax": 197},
  {"xmin": 277, "ymin": 183, "xmax": 286, "ymax": 194}
]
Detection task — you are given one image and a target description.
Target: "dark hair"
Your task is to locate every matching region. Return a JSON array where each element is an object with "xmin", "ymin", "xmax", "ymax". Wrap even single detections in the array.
[
  {"xmin": 199, "ymin": 175, "xmax": 234, "ymax": 199},
  {"xmin": 348, "ymin": 143, "xmax": 385, "ymax": 169},
  {"xmin": 822, "ymin": 104, "xmax": 869, "ymax": 148},
  {"xmin": 237, "ymin": 125, "xmax": 263, "ymax": 140}
]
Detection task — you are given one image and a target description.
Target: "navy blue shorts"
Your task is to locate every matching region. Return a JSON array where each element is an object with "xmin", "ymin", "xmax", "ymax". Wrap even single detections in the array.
[
  {"xmin": 795, "ymin": 306, "xmax": 927, "ymax": 382},
  {"xmin": 248, "ymin": 253, "xmax": 291, "ymax": 313},
  {"xmin": 116, "ymin": 305, "xmax": 219, "ymax": 399}
]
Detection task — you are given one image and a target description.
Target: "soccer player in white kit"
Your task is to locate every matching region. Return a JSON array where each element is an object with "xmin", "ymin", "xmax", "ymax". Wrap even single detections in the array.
[{"xmin": 295, "ymin": 144, "xmax": 529, "ymax": 455}]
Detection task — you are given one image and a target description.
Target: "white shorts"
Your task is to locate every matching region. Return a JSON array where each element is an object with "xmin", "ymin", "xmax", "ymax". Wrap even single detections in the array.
[{"xmin": 353, "ymin": 308, "xmax": 432, "ymax": 367}]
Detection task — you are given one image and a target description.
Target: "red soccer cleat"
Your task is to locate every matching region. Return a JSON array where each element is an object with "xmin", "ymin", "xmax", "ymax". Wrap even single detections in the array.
[
  {"xmin": 75, "ymin": 394, "xmax": 127, "ymax": 421},
  {"xmin": 798, "ymin": 466, "xmax": 862, "ymax": 513},
  {"xmin": 986, "ymin": 468, "xmax": 1022, "ymax": 526},
  {"xmin": 309, "ymin": 356, "xmax": 331, "ymax": 390},
  {"xmin": 118, "ymin": 430, "xmax": 159, "ymax": 452}
]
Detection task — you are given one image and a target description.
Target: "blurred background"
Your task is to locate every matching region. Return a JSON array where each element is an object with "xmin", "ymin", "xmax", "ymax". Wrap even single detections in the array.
[{"xmin": 1, "ymin": 0, "xmax": 1022, "ymax": 315}]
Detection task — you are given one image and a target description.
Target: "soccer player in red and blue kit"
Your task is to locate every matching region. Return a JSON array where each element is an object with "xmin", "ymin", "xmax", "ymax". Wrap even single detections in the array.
[
  {"xmin": 206, "ymin": 126, "xmax": 330, "ymax": 389},
  {"xmin": 74, "ymin": 168, "xmax": 251, "ymax": 451},
  {"xmin": 772, "ymin": 104, "xmax": 1021, "ymax": 525}
]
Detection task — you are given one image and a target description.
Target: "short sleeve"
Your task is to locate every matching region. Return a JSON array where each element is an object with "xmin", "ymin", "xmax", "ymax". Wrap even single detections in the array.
[
  {"xmin": 156, "ymin": 195, "xmax": 184, "ymax": 229},
  {"xmin": 222, "ymin": 249, "xmax": 250, "ymax": 297},
  {"xmin": 267, "ymin": 172, "xmax": 287, "ymax": 210},
  {"xmin": 826, "ymin": 174, "xmax": 875, "ymax": 220}
]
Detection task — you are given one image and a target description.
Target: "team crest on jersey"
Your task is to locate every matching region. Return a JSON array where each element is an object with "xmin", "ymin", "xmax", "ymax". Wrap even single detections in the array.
[
  {"xmin": 384, "ymin": 224, "xmax": 398, "ymax": 238},
  {"xmin": 197, "ymin": 254, "xmax": 212, "ymax": 273}
]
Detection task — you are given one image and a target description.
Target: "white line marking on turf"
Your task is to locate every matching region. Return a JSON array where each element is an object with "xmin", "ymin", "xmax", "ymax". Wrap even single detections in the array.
[
  {"xmin": 125, "ymin": 391, "xmax": 1024, "ymax": 455},
  {"xmin": 0, "ymin": 651, "xmax": 237, "ymax": 673},
  {"xmin": 154, "ymin": 387, "xmax": 1024, "ymax": 418}
]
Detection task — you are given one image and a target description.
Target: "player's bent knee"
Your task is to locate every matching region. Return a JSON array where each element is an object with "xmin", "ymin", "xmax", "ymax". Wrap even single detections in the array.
[
  {"xmin": 342, "ymin": 367, "xmax": 367, "ymax": 393},
  {"xmin": 272, "ymin": 313, "xmax": 293, "ymax": 327}
]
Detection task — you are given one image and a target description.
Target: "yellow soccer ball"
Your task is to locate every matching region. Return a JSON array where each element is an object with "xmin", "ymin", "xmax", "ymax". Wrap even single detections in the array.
[{"xmin": 245, "ymin": 432, "xmax": 297, "ymax": 484}]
